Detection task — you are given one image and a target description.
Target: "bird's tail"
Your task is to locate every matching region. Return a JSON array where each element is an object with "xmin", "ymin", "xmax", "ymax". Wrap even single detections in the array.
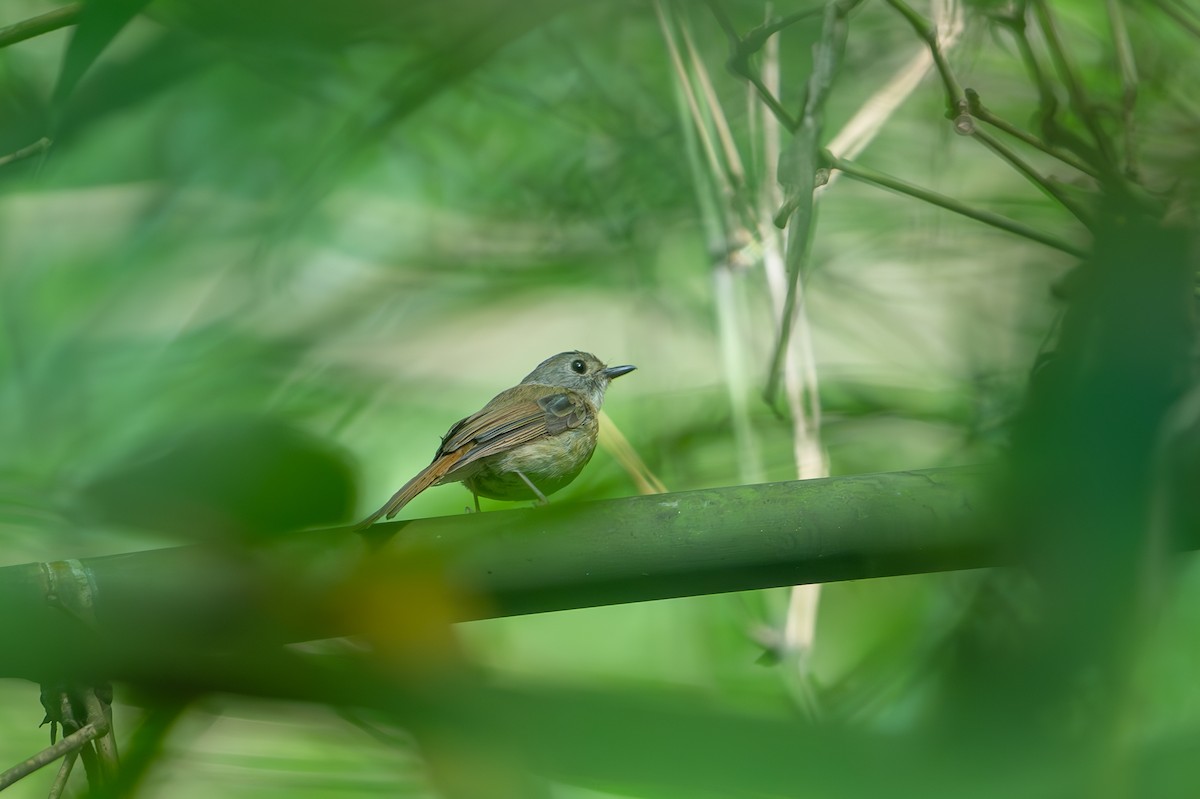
[{"xmin": 354, "ymin": 451, "xmax": 465, "ymax": 530}]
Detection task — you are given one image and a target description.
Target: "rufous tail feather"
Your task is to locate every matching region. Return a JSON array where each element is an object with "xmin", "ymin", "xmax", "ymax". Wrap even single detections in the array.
[{"xmin": 354, "ymin": 450, "xmax": 466, "ymax": 530}]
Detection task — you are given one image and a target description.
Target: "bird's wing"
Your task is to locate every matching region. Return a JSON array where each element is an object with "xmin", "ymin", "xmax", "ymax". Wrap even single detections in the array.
[
  {"xmin": 440, "ymin": 387, "xmax": 588, "ymax": 470},
  {"xmin": 354, "ymin": 389, "xmax": 589, "ymax": 527}
]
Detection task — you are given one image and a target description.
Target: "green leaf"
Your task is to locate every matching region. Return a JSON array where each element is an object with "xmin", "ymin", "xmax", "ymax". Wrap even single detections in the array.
[{"xmin": 50, "ymin": 0, "xmax": 153, "ymax": 121}]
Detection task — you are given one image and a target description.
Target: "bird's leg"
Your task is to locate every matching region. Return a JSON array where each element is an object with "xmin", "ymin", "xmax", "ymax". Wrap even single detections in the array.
[
  {"xmin": 463, "ymin": 488, "xmax": 480, "ymax": 514},
  {"xmin": 514, "ymin": 470, "xmax": 549, "ymax": 505}
]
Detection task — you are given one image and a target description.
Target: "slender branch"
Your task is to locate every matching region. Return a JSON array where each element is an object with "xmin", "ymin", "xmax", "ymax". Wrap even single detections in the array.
[
  {"xmin": 655, "ymin": 0, "xmax": 760, "ymax": 242},
  {"xmin": 0, "ymin": 721, "xmax": 107, "ymax": 790},
  {"xmin": 46, "ymin": 752, "xmax": 77, "ymax": 799},
  {"xmin": 0, "ymin": 137, "xmax": 51, "ymax": 169},
  {"xmin": 1170, "ymin": 0, "xmax": 1200, "ymax": 25},
  {"xmin": 704, "ymin": 0, "xmax": 799, "ymax": 131},
  {"xmin": 746, "ymin": 6, "xmax": 827, "ymax": 47},
  {"xmin": 655, "ymin": 2, "xmax": 730, "ymax": 201},
  {"xmin": 1030, "ymin": 0, "xmax": 1118, "ymax": 167},
  {"xmin": 882, "ymin": 3, "xmax": 1089, "ymax": 211},
  {"xmin": 971, "ymin": 126, "xmax": 1095, "ymax": 228},
  {"xmin": 764, "ymin": 0, "xmax": 861, "ymax": 405},
  {"xmin": 77, "ymin": 739, "xmax": 102, "ymax": 792},
  {"xmin": 884, "ymin": 0, "xmax": 968, "ymax": 123},
  {"xmin": 83, "ymin": 690, "xmax": 119, "ymax": 783},
  {"xmin": 824, "ymin": 0, "xmax": 964, "ymax": 172},
  {"xmin": 993, "ymin": 6, "xmax": 1103, "ymax": 169},
  {"xmin": 823, "ymin": 150, "xmax": 1088, "ymax": 258},
  {"xmin": 0, "ymin": 4, "xmax": 80, "ymax": 49},
  {"xmin": 1152, "ymin": 0, "xmax": 1200, "ymax": 40},
  {"xmin": 1106, "ymin": 0, "xmax": 1139, "ymax": 179},
  {"xmin": 967, "ymin": 92, "xmax": 1099, "ymax": 179},
  {"xmin": 877, "ymin": 5, "xmax": 1091, "ymax": 245},
  {"xmin": 682, "ymin": 19, "xmax": 747, "ymax": 188}
]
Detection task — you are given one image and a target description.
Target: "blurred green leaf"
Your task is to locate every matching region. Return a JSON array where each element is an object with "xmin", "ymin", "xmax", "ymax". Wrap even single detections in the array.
[
  {"xmin": 50, "ymin": 0, "xmax": 152, "ymax": 118},
  {"xmin": 79, "ymin": 417, "xmax": 356, "ymax": 542},
  {"xmin": 1, "ymin": 0, "xmax": 1199, "ymax": 796}
]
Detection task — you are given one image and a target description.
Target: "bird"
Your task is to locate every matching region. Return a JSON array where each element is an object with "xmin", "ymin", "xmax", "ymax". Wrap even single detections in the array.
[{"xmin": 356, "ymin": 351, "xmax": 635, "ymax": 528}]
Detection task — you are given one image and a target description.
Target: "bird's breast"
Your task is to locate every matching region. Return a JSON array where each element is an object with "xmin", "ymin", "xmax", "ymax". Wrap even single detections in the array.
[{"xmin": 464, "ymin": 424, "xmax": 599, "ymax": 501}]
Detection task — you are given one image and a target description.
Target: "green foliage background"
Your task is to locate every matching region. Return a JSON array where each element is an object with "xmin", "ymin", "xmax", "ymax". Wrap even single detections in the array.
[{"xmin": 1, "ymin": 0, "xmax": 1199, "ymax": 796}]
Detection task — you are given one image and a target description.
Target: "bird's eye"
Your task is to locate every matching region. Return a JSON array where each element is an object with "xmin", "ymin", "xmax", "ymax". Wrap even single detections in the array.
[{"xmin": 571, "ymin": 359, "xmax": 587, "ymax": 374}]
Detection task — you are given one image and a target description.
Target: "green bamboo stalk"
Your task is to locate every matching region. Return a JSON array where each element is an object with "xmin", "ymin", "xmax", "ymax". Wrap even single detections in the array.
[{"xmin": 0, "ymin": 467, "xmax": 993, "ymax": 680}]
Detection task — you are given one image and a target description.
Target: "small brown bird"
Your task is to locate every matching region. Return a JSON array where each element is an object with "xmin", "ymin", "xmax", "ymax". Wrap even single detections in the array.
[{"xmin": 356, "ymin": 351, "xmax": 635, "ymax": 527}]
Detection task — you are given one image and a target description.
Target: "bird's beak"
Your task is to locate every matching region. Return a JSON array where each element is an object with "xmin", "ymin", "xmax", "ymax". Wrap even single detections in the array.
[{"xmin": 603, "ymin": 364, "xmax": 636, "ymax": 380}]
